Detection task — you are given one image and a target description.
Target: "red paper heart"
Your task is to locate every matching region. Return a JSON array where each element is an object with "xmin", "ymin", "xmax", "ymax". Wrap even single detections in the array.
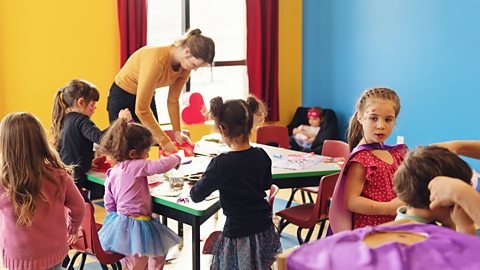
[{"xmin": 181, "ymin": 92, "xmax": 208, "ymax": 124}]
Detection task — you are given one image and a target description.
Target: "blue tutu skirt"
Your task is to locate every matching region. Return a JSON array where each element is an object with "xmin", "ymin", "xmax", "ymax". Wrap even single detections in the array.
[
  {"xmin": 99, "ymin": 212, "xmax": 181, "ymax": 257},
  {"xmin": 211, "ymin": 224, "xmax": 282, "ymax": 270}
]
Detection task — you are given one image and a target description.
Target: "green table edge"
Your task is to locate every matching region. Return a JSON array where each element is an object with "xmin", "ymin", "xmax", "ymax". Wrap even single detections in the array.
[
  {"xmin": 272, "ymin": 169, "xmax": 340, "ymax": 179},
  {"xmin": 86, "ymin": 174, "xmax": 219, "ymax": 217}
]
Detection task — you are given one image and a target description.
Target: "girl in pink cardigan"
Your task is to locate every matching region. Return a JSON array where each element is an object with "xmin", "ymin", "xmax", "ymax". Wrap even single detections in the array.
[{"xmin": 0, "ymin": 112, "xmax": 85, "ymax": 270}]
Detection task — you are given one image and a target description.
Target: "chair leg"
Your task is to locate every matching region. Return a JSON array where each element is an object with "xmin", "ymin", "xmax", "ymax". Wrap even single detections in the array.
[
  {"xmin": 114, "ymin": 261, "xmax": 122, "ymax": 270},
  {"xmin": 304, "ymin": 227, "xmax": 315, "ymax": 243},
  {"xmin": 285, "ymin": 188, "xmax": 299, "ymax": 209},
  {"xmin": 300, "ymin": 190, "xmax": 307, "ymax": 204},
  {"xmin": 68, "ymin": 252, "xmax": 83, "ymax": 270},
  {"xmin": 307, "ymin": 192, "xmax": 314, "ymax": 203},
  {"xmin": 278, "ymin": 220, "xmax": 291, "ymax": 234},
  {"xmin": 317, "ymin": 220, "xmax": 327, "ymax": 239},
  {"xmin": 296, "ymin": 227, "xmax": 304, "ymax": 245},
  {"xmin": 100, "ymin": 263, "xmax": 109, "ymax": 270},
  {"xmin": 79, "ymin": 253, "xmax": 87, "ymax": 270}
]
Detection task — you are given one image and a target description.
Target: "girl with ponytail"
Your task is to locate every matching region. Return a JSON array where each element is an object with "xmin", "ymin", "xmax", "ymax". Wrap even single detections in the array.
[
  {"xmin": 330, "ymin": 87, "xmax": 408, "ymax": 233},
  {"xmin": 190, "ymin": 96, "xmax": 281, "ymax": 270}
]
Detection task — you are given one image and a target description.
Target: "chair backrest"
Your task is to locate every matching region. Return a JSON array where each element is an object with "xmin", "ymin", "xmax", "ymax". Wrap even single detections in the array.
[
  {"xmin": 312, "ymin": 173, "xmax": 340, "ymax": 223},
  {"xmin": 256, "ymin": 125, "xmax": 290, "ymax": 149},
  {"xmin": 268, "ymin": 184, "xmax": 279, "ymax": 209},
  {"xmin": 70, "ymin": 202, "xmax": 124, "ymax": 264},
  {"xmin": 321, "ymin": 140, "xmax": 350, "ymax": 161}
]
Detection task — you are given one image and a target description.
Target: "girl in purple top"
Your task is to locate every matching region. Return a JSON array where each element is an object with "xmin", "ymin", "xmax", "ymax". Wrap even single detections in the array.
[
  {"xmin": 98, "ymin": 118, "xmax": 181, "ymax": 270},
  {"xmin": 0, "ymin": 112, "xmax": 85, "ymax": 270}
]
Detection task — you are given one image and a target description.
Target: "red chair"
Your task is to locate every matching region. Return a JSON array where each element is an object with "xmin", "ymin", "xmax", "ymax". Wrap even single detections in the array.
[
  {"xmin": 68, "ymin": 202, "xmax": 124, "ymax": 270},
  {"xmin": 268, "ymin": 184, "xmax": 279, "ymax": 209},
  {"xmin": 301, "ymin": 140, "xmax": 349, "ymax": 202},
  {"xmin": 256, "ymin": 125, "xmax": 290, "ymax": 149},
  {"xmin": 202, "ymin": 184, "xmax": 280, "ymax": 254},
  {"xmin": 285, "ymin": 140, "xmax": 349, "ymax": 207},
  {"xmin": 276, "ymin": 173, "xmax": 340, "ymax": 245}
]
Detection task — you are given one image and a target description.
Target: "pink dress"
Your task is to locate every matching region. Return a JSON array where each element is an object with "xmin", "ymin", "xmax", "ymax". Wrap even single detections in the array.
[{"xmin": 350, "ymin": 146, "xmax": 406, "ymax": 228}]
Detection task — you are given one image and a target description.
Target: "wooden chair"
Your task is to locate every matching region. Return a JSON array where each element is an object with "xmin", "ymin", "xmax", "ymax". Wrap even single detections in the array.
[
  {"xmin": 256, "ymin": 125, "xmax": 290, "ymax": 149},
  {"xmin": 276, "ymin": 173, "xmax": 340, "ymax": 244}
]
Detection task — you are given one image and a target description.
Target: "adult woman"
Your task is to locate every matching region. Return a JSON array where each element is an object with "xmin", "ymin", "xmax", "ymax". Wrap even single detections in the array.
[{"xmin": 107, "ymin": 28, "xmax": 215, "ymax": 153}]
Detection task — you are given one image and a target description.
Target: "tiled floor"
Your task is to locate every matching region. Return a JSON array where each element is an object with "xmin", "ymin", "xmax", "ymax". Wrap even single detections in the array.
[{"xmin": 1, "ymin": 189, "xmax": 325, "ymax": 270}]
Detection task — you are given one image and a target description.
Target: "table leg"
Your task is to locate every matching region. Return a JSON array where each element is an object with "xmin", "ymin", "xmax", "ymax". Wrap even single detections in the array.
[{"xmin": 192, "ymin": 218, "xmax": 201, "ymax": 270}]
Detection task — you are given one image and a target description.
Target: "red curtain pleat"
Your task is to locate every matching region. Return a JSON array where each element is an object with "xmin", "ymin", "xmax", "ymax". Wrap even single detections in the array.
[
  {"xmin": 117, "ymin": 0, "xmax": 148, "ymax": 67},
  {"xmin": 246, "ymin": 0, "xmax": 279, "ymax": 121}
]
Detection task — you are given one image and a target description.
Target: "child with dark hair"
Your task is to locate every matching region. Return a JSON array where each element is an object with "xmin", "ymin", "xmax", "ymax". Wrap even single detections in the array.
[
  {"xmin": 393, "ymin": 145, "xmax": 476, "ymax": 235},
  {"xmin": 190, "ymin": 96, "xmax": 281, "ymax": 270},
  {"xmin": 51, "ymin": 79, "xmax": 131, "ymax": 191},
  {"xmin": 98, "ymin": 118, "xmax": 181, "ymax": 269}
]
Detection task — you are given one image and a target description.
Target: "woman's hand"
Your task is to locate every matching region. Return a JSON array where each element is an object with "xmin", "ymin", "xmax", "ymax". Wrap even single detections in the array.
[
  {"xmin": 118, "ymin": 108, "xmax": 133, "ymax": 122},
  {"xmin": 175, "ymin": 131, "xmax": 193, "ymax": 146},
  {"xmin": 162, "ymin": 141, "xmax": 178, "ymax": 154}
]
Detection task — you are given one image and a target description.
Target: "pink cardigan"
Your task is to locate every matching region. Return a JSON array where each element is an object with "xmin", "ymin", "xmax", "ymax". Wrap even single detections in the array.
[{"xmin": 0, "ymin": 167, "xmax": 85, "ymax": 270}]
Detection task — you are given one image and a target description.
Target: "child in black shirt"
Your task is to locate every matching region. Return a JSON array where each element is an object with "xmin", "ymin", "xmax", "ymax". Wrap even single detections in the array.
[
  {"xmin": 51, "ymin": 79, "xmax": 131, "ymax": 191},
  {"xmin": 190, "ymin": 96, "xmax": 281, "ymax": 270}
]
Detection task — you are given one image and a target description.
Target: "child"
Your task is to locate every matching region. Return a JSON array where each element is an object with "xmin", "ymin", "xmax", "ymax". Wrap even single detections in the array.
[
  {"xmin": 330, "ymin": 87, "xmax": 407, "ymax": 233},
  {"xmin": 0, "ymin": 112, "xmax": 85, "ymax": 270},
  {"xmin": 291, "ymin": 107, "xmax": 323, "ymax": 151},
  {"xmin": 249, "ymin": 94, "xmax": 268, "ymax": 129},
  {"xmin": 51, "ymin": 79, "xmax": 131, "ymax": 191},
  {"xmin": 97, "ymin": 118, "xmax": 181, "ymax": 270},
  {"xmin": 190, "ymin": 96, "xmax": 281, "ymax": 270},
  {"xmin": 393, "ymin": 145, "xmax": 476, "ymax": 235}
]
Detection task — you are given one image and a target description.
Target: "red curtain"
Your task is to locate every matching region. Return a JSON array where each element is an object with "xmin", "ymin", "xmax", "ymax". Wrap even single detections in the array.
[
  {"xmin": 117, "ymin": 0, "xmax": 148, "ymax": 67},
  {"xmin": 246, "ymin": 0, "xmax": 279, "ymax": 122}
]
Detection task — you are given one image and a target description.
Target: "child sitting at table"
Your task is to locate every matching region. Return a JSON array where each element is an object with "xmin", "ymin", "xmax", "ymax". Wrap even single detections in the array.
[
  {"xmin": 190, "ymin": 96, "xmax": 281, "ymax": 270},
  {"xmin": 291, "ymin": 107, "xmax": 323, "ymax": 151},
  {"xmin": 393, "ymin": 145, "xmax": 476, "ymax": 235},
  {"xmin": 97, "ymin": 118, "xmax": 181, "ymax": 269}
]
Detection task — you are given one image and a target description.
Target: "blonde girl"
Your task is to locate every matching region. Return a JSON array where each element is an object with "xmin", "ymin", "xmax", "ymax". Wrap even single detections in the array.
[
  {"xmin": 330, "ymin": 87, "xmax": 407, "ymax": 233},
  {"xmin": 0, "ymin": 112, "xmax": 85, "ymax": 270}
]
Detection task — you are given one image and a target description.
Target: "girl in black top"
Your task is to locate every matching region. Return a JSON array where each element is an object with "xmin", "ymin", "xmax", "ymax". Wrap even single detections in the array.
[
  {"xmin": 51, "ymin": 79, "xmax": 131, "ymax": 190},
  {"xmin": 190, "ymin": 96, "xmax": 281, "ymax": 270}
]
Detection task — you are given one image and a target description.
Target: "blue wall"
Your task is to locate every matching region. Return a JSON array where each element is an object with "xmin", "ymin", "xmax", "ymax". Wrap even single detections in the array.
[{"xmin": 303, "ymin": 0, "xmax": 480, "ymax": 169}]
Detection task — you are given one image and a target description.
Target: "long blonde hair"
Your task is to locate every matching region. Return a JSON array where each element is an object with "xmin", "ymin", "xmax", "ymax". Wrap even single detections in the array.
[
  {"xmin": 0, "ymin": 112, "xmax": 68, "ymax": 227},
  {"xmin": 347, "ymin": 87, "xmax": 401, "ymax": 151}
]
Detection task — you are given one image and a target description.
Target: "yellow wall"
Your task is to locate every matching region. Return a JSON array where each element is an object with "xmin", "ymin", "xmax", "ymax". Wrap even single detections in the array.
[
  {"xmin": 0, "ymin": 0, "xmax": 119, "ymax": 130},
  {"xmin": 276, "ymin": 0, "xmax": 302, "ymax": 125},
  {"xmin": 0, "ymin": 0, "xmax": 302, "ymax": 139}
]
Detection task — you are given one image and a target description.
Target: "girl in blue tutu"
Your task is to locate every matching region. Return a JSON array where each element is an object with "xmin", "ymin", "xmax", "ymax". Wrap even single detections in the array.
[
  {"xmin": 190, "ymin": 96, "xmax": 281, "ymax": 270},
  {"xmin": 98, "ymin": 118, "xmax": 182, "ymax": 269}
]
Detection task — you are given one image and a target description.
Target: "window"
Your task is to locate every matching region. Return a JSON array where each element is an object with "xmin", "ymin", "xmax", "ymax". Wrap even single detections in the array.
[{"xmin": 147, "ymin": 0, "xmax": 248, "ymax": 124}]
